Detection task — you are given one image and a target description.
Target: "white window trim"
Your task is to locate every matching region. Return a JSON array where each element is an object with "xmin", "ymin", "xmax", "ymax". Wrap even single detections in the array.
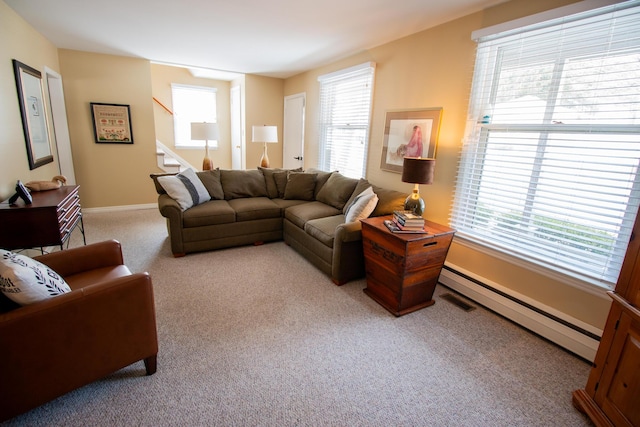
[{"xmin": 317, "ymin": 62, "xmax": 376, "ymax": 178}]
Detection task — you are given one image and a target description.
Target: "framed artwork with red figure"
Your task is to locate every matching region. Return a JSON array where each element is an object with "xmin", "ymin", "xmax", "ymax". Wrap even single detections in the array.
[{"xmin": 380, "ymin": 108, "xmax": 442, "ymax": 173}]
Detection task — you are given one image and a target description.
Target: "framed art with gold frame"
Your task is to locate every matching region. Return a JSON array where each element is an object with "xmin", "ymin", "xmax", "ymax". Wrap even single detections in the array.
[{"xmin": 380, "ymin": 108, "xmax": 442, "ymax": 173}]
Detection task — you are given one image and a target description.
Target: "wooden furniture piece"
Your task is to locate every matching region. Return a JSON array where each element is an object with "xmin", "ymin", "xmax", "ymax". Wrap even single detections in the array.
[
  {"xmin": 572, "ymin": 207, "xmax": 640, "ymax": 427},
  {"xmin": 0, "ymin": 185, "xmax": 85, "ymax": 251},
  {"xmin": 361, "ymin": 216, "xmax": 455, "ymax": 316}
]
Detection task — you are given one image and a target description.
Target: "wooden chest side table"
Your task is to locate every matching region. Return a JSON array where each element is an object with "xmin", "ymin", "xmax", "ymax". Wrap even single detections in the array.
[
  {"xmin": 361, "ymin": 216, "xmax": 455, "ymax": 316},
  {"xmin": 0, "ymin": 185, "xmax": 85, "ymax": 251}
]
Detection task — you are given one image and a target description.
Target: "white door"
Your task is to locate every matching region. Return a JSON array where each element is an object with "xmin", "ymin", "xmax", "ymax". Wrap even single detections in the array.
[
  {"xmin": 230, "ymin": 85, "xmax": 244, "ymax": 170},
  {"xmin": 45, "ymin": 67, "xmax": 76, "ymax": 184},
  {"xmin": 283, "ymin": 93, "xmax": 305, "ymax": 169}
]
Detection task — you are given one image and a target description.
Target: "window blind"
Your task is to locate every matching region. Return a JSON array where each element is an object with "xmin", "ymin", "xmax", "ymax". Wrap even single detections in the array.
[
  {"xmin": 172, "ymin": 84, "xmax": 217, "ymax": 147},
  {"xmin": 318, "ymin": 62, "xmax": 375, "ymax": 178},
  {"xmin": 451, "ymin": 1, "xmax": 640, "ymax": 289}
]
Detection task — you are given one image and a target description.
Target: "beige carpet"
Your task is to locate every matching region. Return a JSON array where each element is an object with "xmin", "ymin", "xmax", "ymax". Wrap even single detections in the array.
[{"xmin": 3, "ymin": 208, "xmax": 593, "ymax": 426}]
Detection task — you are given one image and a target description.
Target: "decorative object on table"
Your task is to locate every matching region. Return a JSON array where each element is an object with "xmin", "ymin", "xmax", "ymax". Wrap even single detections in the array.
[
  {"xmin": 12, "ymin": 60, "xmax": 53, "ymax": 170},
  {"xmin": 191, "ymin": 122, "xmax": 219, "ymax": 171},
  {"xmin": 391, "ymin": 210, "xmax": 426, "ymax": 232},
  {"xmin": 7, "ymin": 181, "xmax": 32, "ymax": 205},
  {"xmin": 252, "ymin": 125, "xmax": 278, "ymax": 167},
  {"xmin": 380, "ymin": 108, "xmax": 442, "ymax": 173},
  {"xmin": 401, "ymin": 157, "xmax": 435, "ymax": 216},
  {"xmin": 90, "ymin": 102, "xmax": 133, "ymax": 144},
  {"xmin": 25, "ymin": 175, "xmax": 67, "ymax": 192}
]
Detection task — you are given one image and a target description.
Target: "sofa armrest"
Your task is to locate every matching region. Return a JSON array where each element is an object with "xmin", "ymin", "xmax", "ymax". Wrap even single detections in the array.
[
  {"xmin": 0, "ymin": 272, "xmax": 158, "ymax": 421},
  {"xmin": 157, "ymin": 194, "xmax": 185, "ymax": 256},
  {"xmin": 35, "ymin": 239, "xmax": 124, "ymax": 277},
  {"xmin": 335, "ymin": 220, "xmax": 362, "ymax": 243}
]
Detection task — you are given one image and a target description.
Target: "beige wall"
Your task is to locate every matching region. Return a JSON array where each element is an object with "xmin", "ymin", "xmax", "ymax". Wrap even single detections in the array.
[
  {"xmin": 0, "ymin": 1, "xmax": 61, "ymax": 199},
  {"xmin": 245, "ymin": 75, "xmax": 285, "ymax": 169},
  {"xmin": 150, "ymin": 64, "xmax": 232, "ymax": 170},
  {"xmin": 57, "ymin": 49, "xmax": 158, "ymax": 208},
  {"xmin": 284, "ymin": 0, "xmax": 611, "ymax": 329}
]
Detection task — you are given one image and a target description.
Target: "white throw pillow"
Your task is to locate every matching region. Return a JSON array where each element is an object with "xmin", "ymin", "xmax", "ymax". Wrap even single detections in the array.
[
  {"xmin": 345, "ymin": 186, "xmax": 379, "ymax": 223},
  {"xmin": 0, "ymin": 250, "xmax": 71, "ymax": 305},
  {"xmin": 157, "ymin": 168, "xmax": 210, "ymax": 210}
]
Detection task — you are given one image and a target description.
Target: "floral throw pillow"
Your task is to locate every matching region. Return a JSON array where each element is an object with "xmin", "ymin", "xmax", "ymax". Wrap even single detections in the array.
[{"xmin": 0, "ymin": 250, "xmax": 71, "ymax": 305}]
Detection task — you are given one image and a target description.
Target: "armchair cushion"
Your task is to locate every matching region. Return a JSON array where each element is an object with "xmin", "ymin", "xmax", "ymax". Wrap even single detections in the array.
[{"xmin": 0, "ymin": 250, "xmax": 71, "ymax": 305}]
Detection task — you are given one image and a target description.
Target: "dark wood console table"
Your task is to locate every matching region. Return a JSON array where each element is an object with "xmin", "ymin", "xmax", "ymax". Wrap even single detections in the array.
[
  {"xmin": 0, "ymin": 185, "xmax": 85, "ymax": 251},
  {"xmin": 361, "ymin": 216, "xmax": 455, "ymax": 316}
]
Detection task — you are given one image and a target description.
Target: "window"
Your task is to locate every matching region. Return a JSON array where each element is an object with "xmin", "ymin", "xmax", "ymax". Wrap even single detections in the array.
[
  {"xmin": 451, "ymin": 1, "xmax": 640, "ymax": 289},
  {"xmin": 318, "ymin": 62, "xmax": 376, "ymax": 178},
  {"xmin": 171, "ymin": 84, "xmax": 217, "ymax": 148}
]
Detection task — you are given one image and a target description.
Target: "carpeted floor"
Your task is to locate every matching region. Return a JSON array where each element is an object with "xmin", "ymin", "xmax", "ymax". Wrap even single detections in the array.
[{"xmin": 3, "ymin": 208, "xmax": 593, "ymax": 426}]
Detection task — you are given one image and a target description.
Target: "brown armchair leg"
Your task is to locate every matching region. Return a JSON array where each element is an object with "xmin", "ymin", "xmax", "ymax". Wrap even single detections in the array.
[{"xmin": 144, "ymin": 355, "xmax": 157, "ymax": 375}]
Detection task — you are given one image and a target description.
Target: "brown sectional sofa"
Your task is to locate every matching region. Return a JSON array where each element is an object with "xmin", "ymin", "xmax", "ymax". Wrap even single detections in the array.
[{"xmin": 151, "ymin": 167, "xmax": 406, "ymax": 285}]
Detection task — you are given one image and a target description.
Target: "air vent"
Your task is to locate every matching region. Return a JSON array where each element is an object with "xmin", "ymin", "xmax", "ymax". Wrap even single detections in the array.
[{"xmin": 440, "ymin": 293, "xmax": 476, "ymax": 312}]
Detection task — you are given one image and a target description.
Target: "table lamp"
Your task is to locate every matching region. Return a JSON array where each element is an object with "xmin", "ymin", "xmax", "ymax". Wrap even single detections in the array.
[
  {"xmin": 252, "ymin": 125, "xmax": 278, "ymax": 168},
  {"xmin": 191, "ymin": 122, "xmax": 219, "ymax": 171},
  {"xmin": 401, "ymin": 157, "xmax": 435, "ymax": 216}
]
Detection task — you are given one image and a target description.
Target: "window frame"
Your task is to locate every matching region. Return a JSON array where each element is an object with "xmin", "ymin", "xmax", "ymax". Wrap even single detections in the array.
[
  {"xmin": 171, "ymin": 83, "xmax": 218, "ymax": 149},
  {"xmin": 317, "ymin": 62, "xmax": 376, "ymax": 178},
  {"xmin": 451, "ymin": 1, "xmax": 640, "ymax": 291}
]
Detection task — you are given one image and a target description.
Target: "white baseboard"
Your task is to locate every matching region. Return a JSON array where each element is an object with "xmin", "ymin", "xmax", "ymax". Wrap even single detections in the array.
[
  {"xmin": 439, "ymin": 263, "xmax": 602, "ymax": 361},
  {"xmin": 82, "ymin": 203, "xmax": 157, "ymax": 213}
]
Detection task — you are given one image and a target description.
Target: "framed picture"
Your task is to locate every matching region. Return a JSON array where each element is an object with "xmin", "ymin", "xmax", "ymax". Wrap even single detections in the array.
[
  {"xmin": 380, "ymin": 108, "xmax": 442, "ymax": 173},
  {"xmin": 13, "ymin": 60, "xmax": 53, "ymax": 170},
  {"xmin": 90, "ymin": 102, "xmax": 134, "ymax": 144}
]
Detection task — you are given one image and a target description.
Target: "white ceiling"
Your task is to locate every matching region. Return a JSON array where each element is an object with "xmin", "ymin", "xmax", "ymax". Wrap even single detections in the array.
[{"xmin": 6, "ymin": 0, "xmax": 506, "ymax": 79}]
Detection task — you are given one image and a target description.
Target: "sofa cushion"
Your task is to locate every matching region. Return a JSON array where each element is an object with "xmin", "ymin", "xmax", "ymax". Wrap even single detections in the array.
[
  {"xmin": 274, "ymin": 171, "xmax": 289, "ymax": 198},
  {"xmin": 370, "ymin": 184, "xmax": 407, "ymax": 217},
  {"xmin": 316, "ymin": 173, "xmax": 358, "ymax": 210},
  {"xmin": 344, "ymin": 186, "xmax": 378, "ymax": 223},
  {"xmin": 197, "ymin": 169, "xmax": 225, "ymax": 200},
  {"xmin": 157, "ymin": 168, "xmax": 211, "ymax": 210},
  {"xmin": 259, "ymin": 167, "xmax": 302, "ymax": 198},
  {"xmin": 228, "ymin": 197, "xmax": 282, "ymax": 222},
  {"xmin": 284, "ymin": 172, "xmax": 317, "ymax": 201},
  {"xmin": 343, "ymin": 178, "xmax": 372, "ymax": 214},
  {"xmin": 305, "ymin": 168, "xmax": 335, "ymax": 198},
  {"xmin": 0, "ymin": 250, "xmax": 71, "ymax": 305},
  {"xmin": 304, "ymin": 215, "xmax": 346, "ymax": 248},
  {"xmin": 285, "ymin": 201, "xmax": 341, "ymax": 229},
  {"xmin": 183, "ymin": 200, "xmax": 236, "ymax": 228},
  {"xmin": 220, "ymin": 169, "xmax": 269, "ymax": 199},
  {"xmin": 150, "ymin": 172, "xmax": 174, "ymax": 194}
]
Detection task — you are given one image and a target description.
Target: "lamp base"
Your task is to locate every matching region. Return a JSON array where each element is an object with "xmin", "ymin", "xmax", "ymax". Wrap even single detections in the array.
[
  {"xmin": 260, "ymin": 143, "xmax": 270, "ymax": 168},
  {"xmin": 404, "ymin": 190, "xmax": 425, "ymax": 216},
  {"xmin": 202, "ymin": 156, "xmax": 213, "ymax": 171}
]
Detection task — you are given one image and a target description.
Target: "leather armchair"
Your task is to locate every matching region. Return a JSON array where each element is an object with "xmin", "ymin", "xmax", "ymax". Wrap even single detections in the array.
[{"xmin": 0, "ymin": 240, "xmax": 158, "ymax": 422}]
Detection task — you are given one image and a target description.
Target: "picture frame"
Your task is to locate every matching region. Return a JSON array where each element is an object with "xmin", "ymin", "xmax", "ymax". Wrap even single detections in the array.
[
  {"xmin": 380, "ymin": 108, "xmax": 442, "ymax": 173},
  {"xmin": 90, "ymin": 102, "xmax": 134, "ymax": 144},
  {"xmin": 12, "ymin": 60, "xmax": 54, "ymax": 170}
]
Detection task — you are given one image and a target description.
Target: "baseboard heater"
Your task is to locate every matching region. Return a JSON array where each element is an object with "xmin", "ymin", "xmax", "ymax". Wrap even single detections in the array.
[{"xmin": 439, "ymin": 263, "xmax": 602, "ymax": 362}]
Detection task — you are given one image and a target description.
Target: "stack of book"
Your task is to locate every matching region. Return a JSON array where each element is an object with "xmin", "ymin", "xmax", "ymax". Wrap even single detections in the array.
[{"xmin": 383, "ymin": 210, "xmax": 426, "ymax": 233}]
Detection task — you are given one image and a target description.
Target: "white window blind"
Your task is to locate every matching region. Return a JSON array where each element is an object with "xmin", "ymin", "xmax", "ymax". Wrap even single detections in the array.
[
  {"xmin": 171, "ymin": 84, "xmax": 217, "ymax": 148},
  {"xmin": 451, "ymin": 1, "xmax": 640, "ymax": 289},
  {"xmin": 318, "ymin": 62, "xmax": 375, "ymax": 178}
]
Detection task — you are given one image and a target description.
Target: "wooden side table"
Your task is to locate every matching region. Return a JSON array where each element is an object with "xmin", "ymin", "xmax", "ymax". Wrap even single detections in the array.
[
  {"xmin": 0, "ymin": 185, "xmax": 85, "ymax": 252},
  {"xmin": 361, "ymin": 216, "xmax": 455, "ymax": 316}
]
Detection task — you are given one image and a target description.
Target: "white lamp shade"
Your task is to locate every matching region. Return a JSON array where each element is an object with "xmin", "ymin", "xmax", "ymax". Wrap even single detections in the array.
[
  {"xmin": 191, "ymin": 122, "xmax": 219, "ymax": 141},
  {"xmin": 252, "ymin": 125, "xmax": 278, "ymax": 143}
]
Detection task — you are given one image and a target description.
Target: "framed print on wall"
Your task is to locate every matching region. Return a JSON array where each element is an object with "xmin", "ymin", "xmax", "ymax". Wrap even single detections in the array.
[
  {"xmin": 380, "ymin": 108, "xmax": 442, "ymax": 173},
  {"xmin": 13, "ymin": 60, "xmax": 54, "ymax": 170},
  {"xmin": 90, "ymin": 102, "xmax": 134, "ymax": 144}
]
